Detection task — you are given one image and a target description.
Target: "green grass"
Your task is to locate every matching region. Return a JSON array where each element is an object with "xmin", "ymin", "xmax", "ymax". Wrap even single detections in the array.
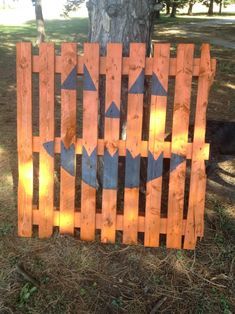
[{"xmin": 0, "ymin": 18, "xmax": 89, "ymax": 53}]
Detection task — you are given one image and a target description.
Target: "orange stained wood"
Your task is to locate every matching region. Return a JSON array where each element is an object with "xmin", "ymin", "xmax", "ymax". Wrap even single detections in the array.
[
  {"xmin": 16, "ymin": 42, "xmax": 215, "ymax": 250},
  {"xmin": 38, "ymin": 43, "xmax": 55, "ymax": 238},
  {"xmin": 33, "ymin": 55, "xmax": 214, "ymax": 77},
  {"xmin": 101, "ymin": 44, "xmax": 122, "ymax": 243},
  {"xmin": 17, "ymin": 42, "xmax": 33, "ymax": 237},
  {"xmin": 184, "ymin": 44, "xmax": 214, "ymax": 249},
  {"xmin": 123, "ymin": 43, "xmax": 146, "ymax": 244},
  {"xmin": 80, "ymin": 43, "xmax": 99, "ymax": 241},
  {"xmin": 60, "ymin": 43, "xmax": 77, "ymax": 234},
  {"xmin": 144, "ymin": 44, "xmax": 170, "ymax": 247},
  {"xmin": 166, "ymin": 44, "xmax": 194, "ymax": 249},
  {"xmin": 32, "ymin": 208, "xmax": 189, "ymax": 235},
  {"xmin": 32, "ymin": 136, "xmax": 210, "ymax": 160}
]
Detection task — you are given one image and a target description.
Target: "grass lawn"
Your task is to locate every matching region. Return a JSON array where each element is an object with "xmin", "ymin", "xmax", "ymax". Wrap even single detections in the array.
[{"xmin": 0, "ymin": 16, "xmax": 234, "ymax": 313}]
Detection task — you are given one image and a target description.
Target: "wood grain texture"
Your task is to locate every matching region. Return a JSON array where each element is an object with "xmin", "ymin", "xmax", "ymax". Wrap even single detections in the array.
[
  {"xmin": 38, "ymin": 43, "xmax": 55, "ymax": 238},
  {"xmin": 60, "ymin": 43, "xmax": 77, "ymax": 234},
  {"xmin": 33, "ymin": 136, "xmax": 210, "ymax": 160},
  {"xmin": 184, "ymin": 44, "xmax": 213, "ymax": 249},
  {"xmin": 123, "ymin": 43, "xmax": 146, "ymax": 244},
  {"xmin": 17, "ymin": 42, "xmax": 33, "ymax": 237},
  {"xmin": 145, "ymin": 44, "xmax": 170, "ymax": 247},
  {"xmin": 166, "ymin": 44, "xmax": 194, "ymax": 249},
  {"xmin": 101, "ymin": 44, "xmax": 122, "ymax": 243},
  {"xmin": 33, "ymin": 209, "xmax": 188, "ymax": 235},
  {"xmin": 80, "ymin": 43, "xmax": 99, "ymax": 241},
  {"xmin": 33, "ymin": 55, "xmax": 213, "ymax": 77}
]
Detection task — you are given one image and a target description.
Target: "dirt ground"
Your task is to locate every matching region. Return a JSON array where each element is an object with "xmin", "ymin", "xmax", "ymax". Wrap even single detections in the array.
[{"xmin": 0, "ymin": 16, "xmax": 234, "ymax": 313}]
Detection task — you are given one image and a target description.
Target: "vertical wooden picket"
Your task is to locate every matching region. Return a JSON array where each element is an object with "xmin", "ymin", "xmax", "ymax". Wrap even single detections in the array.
[
  {"xmin": 38, "ymin": 43, "xmax": 55, "ymax": 238},
  {"xmin": 166, "ymin": 44, "xmax": 194, "ymax": 249},
  {"xmin": 184, "ymin": 44, "xmax": 213, "ymax": 249},
  {"xmin": 123, "ymin": 43, "xmax": 146, "ymax": 244},
  {"xmin": 144, "ymin": 44, "xmax": 170, "ymax": 247},
  {"xmin": 60, "ymin": 43, "xmax": 77, "ymax": 234},
  {"xmin": 101, "ymin": 43, "xmax": 122, "ymax": 243},
  {"xmin": 80, "ymin": 43, "xmax": 99, "ymax": 241},
  {"xmin": 17, "ymin": 42, "xmax": 33, "ymax": 237}
]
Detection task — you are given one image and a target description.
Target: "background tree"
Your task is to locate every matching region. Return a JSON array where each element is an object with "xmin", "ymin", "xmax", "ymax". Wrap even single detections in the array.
[
  {"xmin": 208, "ymin": 0, "xmax": 214, "ymax": 15},
  {"xmin": 169, "ymin": 0, "xmax": 188, "ymax": 17},
  {"xmin": 187, "ymin": 0, "xmax": 197, "ymax": 15},
  {"xmin": 164, "ymin": 0, "xmax": 172, "ymax": 14},
  {"xmin": 32, "ymin": 0, "xmax": 46, "ymax": 45},
  {"xmin": 65, "ymin": 0, "xmax": 159, "ymax": 56},
  {"xmin": 199, "ymin": 0, "xmax": 214, "ymax": 16},
  {"xmin": 216, "ymin": 0, "xmax": 235, "ymax": 14},
  {"xmin": 63, "ymin": 0, "xmax": 85, "ymax": 17}
]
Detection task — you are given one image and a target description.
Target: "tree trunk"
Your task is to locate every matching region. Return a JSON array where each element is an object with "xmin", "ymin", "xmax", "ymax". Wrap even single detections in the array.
[
  {"xmin": 170, "ymin": 3, "xmax": 177, "ymax": 17},
  {"xmin": 208, "ymin": 0, "xmax": 214, "ymax": 16},
  {"xmin": 87, "ymin": 0, "xmax": 156, "ymax": 136},
  {"xmin": 165, "ymin": 0, "xmax": 171, "ymax": 14},
  {"xmin": 35, "ymin": 0, "xmax": 46, "ymax": 45},
  {"xmin": 219, "ymin": 0, "xmax": 223, "ymax": 14},
  {"xmin": 87, "ymin": 0, "xmax": 156, "ymax": 56},
  {"xmin": 86, "ymin": 0, "xmax": 156, "ymax": 188},
  {"xmin": 187, "ymin": 2, "xmax": 194, "ymax": 15}
]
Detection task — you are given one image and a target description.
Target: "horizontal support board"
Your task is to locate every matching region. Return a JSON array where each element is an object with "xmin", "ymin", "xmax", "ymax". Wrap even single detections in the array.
[
  {"xmin": 32, "ymin": 208, "xmax": 187, "ymax": 235},
  {"xmin": 33, "ymin": 137, "xmax": 210, "ymax": 160},
  {"xmin": 33, "ymin": 55, "xmax": 216, "ymax": 77}
]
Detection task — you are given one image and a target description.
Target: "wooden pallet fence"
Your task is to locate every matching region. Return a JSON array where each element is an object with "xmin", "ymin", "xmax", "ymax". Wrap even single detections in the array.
[{"xmin": 17, "ymin": 42, "xmax": 216, "ymax": 249}]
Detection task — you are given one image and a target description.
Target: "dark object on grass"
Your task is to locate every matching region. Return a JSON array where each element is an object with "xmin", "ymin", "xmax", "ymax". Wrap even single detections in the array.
[{"xmin": 16, "ymin": 263, "xmax": 40, "ymax": 288}]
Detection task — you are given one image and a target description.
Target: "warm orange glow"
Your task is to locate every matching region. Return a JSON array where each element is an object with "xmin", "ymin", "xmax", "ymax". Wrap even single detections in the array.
[
  {"xmin": 39, "ymin": 162, "xmax": 53, "ymax": 197},
  {"xmin": 126, "ymin": 211, "xmax": 136, "ymax": 222},
  {"xmin": 194, "ymin": 126, "xmax": 205, "ymax": 142},
  {"xmin": 149, "ymin": 107, "xmax": 166, "ymax": 139},
  {"xmin": 19, "ymin": 161, "xmax": 33, "ymax": 197},
  {"xmin": 60, "ymin": 212, "xmax": 74, "ymax": 231}
]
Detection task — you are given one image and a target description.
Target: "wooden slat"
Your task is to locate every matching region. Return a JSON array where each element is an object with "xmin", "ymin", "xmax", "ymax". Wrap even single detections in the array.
[
  {"xmin": 144, "ymin": 44, "xmax": 170, "ymax": 247},
  {"xmin": 184, "ymin": 44, "xmax": 214, "ymax": 249},
  {"xmin": 80, "ymin": 43, "xmax": 99, "ymax": 241},
  {"xmin": 17, "ymin": 42, "xmax": 33, "ymax": 237},
  {"xmin": 33, "ymin": 136, "xmax": 210, "ymax": 160},
  {"xmin": 38, "ymin": 43, "xmax": 55, "ymax": 238},
  {"xmin": 33, "ymin": 55, "xmax": 213, "ymax": 77},
  {"xmin": 123, "ymin": 43, "xmax": 146, "ymax": 244},
  {"xmin": 59, "ymin": 43, "xmax": 77, "ymax": 234},
  {"xmin": 32, "ymin": 209, "xmax": 188, "ymax": 235},
  {"xmin": 101, "ymin": 44, "xmax": 122, "ymax": 243},
  {"xmin": 166, "ymin": 44, "xmax": 194, "ymax": 249}
]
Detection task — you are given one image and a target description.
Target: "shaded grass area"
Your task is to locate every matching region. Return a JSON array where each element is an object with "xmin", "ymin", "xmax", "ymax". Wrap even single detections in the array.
[
  {"xmin": 0, "ymin": 17, "xmax": 234, "ymax": 313},
  {"xmin": 0, "ymin": 199, "xmax": 234, "ymax": 313}
]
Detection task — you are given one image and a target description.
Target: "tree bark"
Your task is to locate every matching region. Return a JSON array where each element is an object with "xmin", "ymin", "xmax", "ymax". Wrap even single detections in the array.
[
  {"xmin": 170, "ymin": 2, "xmax": 177, "ymax": 17},
  {"xmin": 219, "ymin": 0, "xmax": 223, "ymax": 14},
  {"xmin": 208, "ymin": 0, "xmax": 214, "ymax": 16},
  {"xmin": 187, "ymin": 2, "xmax": 194, "ymax": 15},
  {"xmin": 86, "ymin": 0, "xmax": 156, "ymax": 56},
  {"xmin": 35, "ymin": 0, "xmax": 46, "ymax": 45},
  {"xmin": 165, "ymin": 0, "xmax": 171, "ymax": 15}
]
